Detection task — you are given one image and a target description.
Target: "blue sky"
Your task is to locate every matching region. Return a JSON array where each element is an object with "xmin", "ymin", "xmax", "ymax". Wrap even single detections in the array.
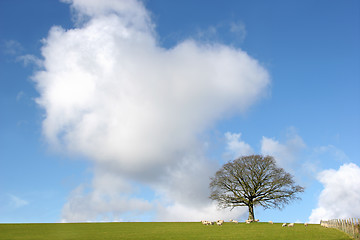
[{"xmin": 1, "ymin": 0, "xmax": 359, "ymax": 223}]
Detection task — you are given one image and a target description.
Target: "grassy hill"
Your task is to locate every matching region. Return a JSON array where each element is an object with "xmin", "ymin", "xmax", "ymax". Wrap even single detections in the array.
[{"xmin": 0, "ymin": 222, "xmax": 353, "ymax": 240}]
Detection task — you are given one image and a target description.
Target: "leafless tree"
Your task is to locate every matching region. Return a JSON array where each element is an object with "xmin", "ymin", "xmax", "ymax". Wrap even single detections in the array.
[{"xmin": 209, "ymin": 155, "xmax": 304, "ymax": 221}]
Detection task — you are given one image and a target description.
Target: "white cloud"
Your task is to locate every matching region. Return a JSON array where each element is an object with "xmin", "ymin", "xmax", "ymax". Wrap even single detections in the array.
[
  {"xmin": 33, "ymin": 0, "xmax": 270, "ymax": 222},
  {"xmin": 61, "ymin": 169, "xmax": 153, "ymax": 222},
  {"xmin": 61, "ymin": 0, "xmax": 152, "ymax": 29},
  {"xmin": 155, "ymin": 154, "xmax": 216, "ymax": 207},
  {"xmin": 309, "ymin": 163, "xmax": 360, "ymax": 223},
  {"xmin": 224, "ymin": 132, "xmax": 254, "ymax": 158},
  {"xmin": 261, "ymin": 130, "xmax": 305, "ymax": 171}
]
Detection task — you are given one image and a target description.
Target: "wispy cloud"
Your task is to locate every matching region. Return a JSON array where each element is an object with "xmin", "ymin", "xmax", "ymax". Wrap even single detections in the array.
[
  {"xmin": 8, "ymin": 194, "xmax": 29, "ymax": 209},
  {"xmin": 230, "ymin": 21, "xmax": 247, "ymax": 42},
  {"xmin": 1, "ymin": 40, "xmax": 23, "ymax": 55},
  {"xmin": 261, "ymin": 129, "xmax": 306, "ymax": 172},
  {"xmin": 314, "ymin": 145, "xmax": 349, "ymax": 163},
  {"xmin": 16, "ymin": 91, "xmax": 25, "ymax": 101},
  {"xmin": 195, "ymin": 21, "xmax": 247, "ymax": 45},
  {"xmin": 17, "ymin": 54, "xmax": 43, "ymax": 68}
]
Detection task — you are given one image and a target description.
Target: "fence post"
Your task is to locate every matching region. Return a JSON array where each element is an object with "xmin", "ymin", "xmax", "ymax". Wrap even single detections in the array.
[{"xmin": 324, "ymin": 218, "xmax": 360, "ymax": 240}]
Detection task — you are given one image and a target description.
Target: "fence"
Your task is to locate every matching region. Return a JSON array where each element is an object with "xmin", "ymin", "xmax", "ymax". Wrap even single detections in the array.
[{"xmin": 320, "ymin": 218, "xmax": 360, "ymax": 240}]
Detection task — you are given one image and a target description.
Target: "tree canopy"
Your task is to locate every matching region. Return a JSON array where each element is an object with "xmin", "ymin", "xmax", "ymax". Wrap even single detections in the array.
[{"xmin": 209, "ymin": 155, "xmax": 304, "ymax": 220}]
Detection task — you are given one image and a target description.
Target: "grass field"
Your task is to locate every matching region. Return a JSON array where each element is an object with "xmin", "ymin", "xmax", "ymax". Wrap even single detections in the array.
[{"xmin": 0, "ymin": 222, "xmax": 353, "ymax": 240}]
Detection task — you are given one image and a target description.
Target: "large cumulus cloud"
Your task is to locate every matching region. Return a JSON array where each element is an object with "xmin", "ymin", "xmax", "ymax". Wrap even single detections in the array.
[
  {"xmin": 309, "ymin": 163, "xmax": 360, "ymax": 223},
  {"xmin": 33, "ymin": 0, "xmax": 270, "ymax": 222}
]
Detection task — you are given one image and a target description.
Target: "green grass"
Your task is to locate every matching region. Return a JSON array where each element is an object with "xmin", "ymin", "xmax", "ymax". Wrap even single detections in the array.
[{"xmin": 0, "ymin": 222, "xmax": 353, "ymax": 240}]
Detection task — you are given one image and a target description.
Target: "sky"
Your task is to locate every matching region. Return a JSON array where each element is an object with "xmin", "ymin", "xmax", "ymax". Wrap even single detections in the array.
[{"xmin": 0, "ymin": 0, "xmax": 359, "ymax": 223}]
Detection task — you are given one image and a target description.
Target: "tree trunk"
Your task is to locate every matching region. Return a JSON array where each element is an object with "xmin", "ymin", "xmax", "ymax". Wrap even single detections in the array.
[{"xmin": 248, "ymin": 202, "xmax": 254, "ymax": 221}]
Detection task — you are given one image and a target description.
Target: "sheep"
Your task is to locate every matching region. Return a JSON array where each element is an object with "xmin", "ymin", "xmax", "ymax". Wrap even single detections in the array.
[
  {"xmin": 304, "ymin": 223, "xmax": 308, "ymax": 227},
  {"xmin": 288, "ymin": 223, "xmax": 295, "ymax": 227},
  {"xmin": 282, "ymin": 223, "xmax": 287, "ymax": 227},
  {"xmin": 201, "ymin": 220, "xmax": 211, "ymax": 225},
  {"xmin": 268, "ymin": 221, "xmax": 273, "ymax": 224},
  {"xmin": 203, "ymin": 220, "xmax": 225, "ymax": 226},
  {"xmin": 232, "ymin": 220, "xmax": 239, "ymax": 224},
  {"xmin": 229, "ymin": 219, "xmax": 233, "ymax": 222},
  {"xmin": 321, "ymin": 222, "xmax": 329, "ymax": 228},
  {"xmin": 245, "ymin": 220, "xmax": 252, "ymax": 224},
  {"xmin": 254, "ymin": 219, "xmax": 259, "ymax": 222}
]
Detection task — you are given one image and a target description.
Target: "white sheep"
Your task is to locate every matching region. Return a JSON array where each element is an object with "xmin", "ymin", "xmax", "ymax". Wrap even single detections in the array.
[
  {"xmin": 245, "ymin": 220, "xmax": 251, "ymax": 224},
  {"xmin": 254, "ymin": 219, "xmax": 259, "ymax": 222},
  {"xmin": 232, "ymin": 220, "xmax": 239, "ymax": 224},
  {"xmin": 288, "ymin": 223, "xmax": 295, "ymax": 227},
  {"xmin": 304, "ymin": 223, "xmax": 308, "ymax": 227},
  {"xmin": 321, "ymin": 222, "xmax": 329, "ymax": 228},
  {"xmin": 268, "ymin": 221, "xmax": 273, "ymax": 224},
  {"xmin": 217, "ymin": 221, "xmax": 223, "ymax": 226},
  {"xmin": 282, "ymin": 223, "xmax": 287, "ymax": 227},
  {"xmin": 202, "ymin": 220, "xmax": 211, "ymax": 225}
]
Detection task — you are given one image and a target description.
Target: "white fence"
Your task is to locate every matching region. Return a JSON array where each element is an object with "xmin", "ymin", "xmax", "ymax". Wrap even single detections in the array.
[{"xmin": 320, "ymin": 218, "xmax": 360, "ymax": 239}]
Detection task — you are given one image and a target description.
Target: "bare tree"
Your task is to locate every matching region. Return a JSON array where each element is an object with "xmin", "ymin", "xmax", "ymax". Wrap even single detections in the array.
[{"xmin": 209, "ymin": 155, "xmax": 304, "ymax": 221}]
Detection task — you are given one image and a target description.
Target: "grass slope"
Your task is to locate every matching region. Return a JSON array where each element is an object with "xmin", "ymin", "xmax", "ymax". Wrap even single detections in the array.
[{"xmin": 0, "ymin": 222, "xmax": 353, "ymax": 240}]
